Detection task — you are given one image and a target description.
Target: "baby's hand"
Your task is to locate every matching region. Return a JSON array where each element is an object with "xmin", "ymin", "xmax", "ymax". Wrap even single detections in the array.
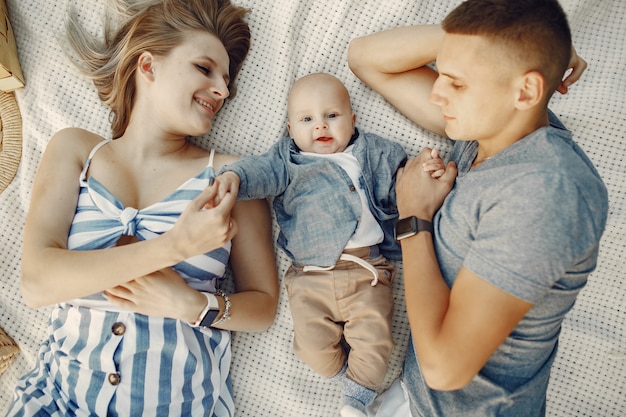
[
  {"xmin": 204, "ymin": 172, "xmax": 240, "ymax": 209},
  {"xmin": 422, "ymin": 148, "xmax": 445, "ymax": 179}
]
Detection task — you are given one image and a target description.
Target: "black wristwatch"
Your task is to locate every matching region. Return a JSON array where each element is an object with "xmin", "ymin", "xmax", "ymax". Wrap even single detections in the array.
[
  {"xmin": 199, "ymin": 309, "xmax": 221, "ymax": 328},
  {"xmin": 190, "ymin": 292, "xmax": 221, "ymax": 328},
  {"xmin": 395, "ymin": 216, "xmax": 433, "ymax": 241}
]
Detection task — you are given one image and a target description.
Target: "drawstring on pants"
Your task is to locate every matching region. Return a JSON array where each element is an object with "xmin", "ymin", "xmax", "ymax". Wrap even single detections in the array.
[{"xmin": 303, "ymin": 253, "xmax": 380, "ymax": 286}]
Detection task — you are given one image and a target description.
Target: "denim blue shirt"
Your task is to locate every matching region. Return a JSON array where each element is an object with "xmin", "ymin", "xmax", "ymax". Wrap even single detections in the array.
[{"xmin": 219, "ymin": 130, "xmax": 407, "ymax": 267}]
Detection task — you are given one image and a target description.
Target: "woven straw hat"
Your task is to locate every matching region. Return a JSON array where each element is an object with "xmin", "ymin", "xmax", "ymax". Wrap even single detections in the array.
[
  {"xmin": 0, "ymin": 90, "xmax": 22, "ymax": 193},
  {"xmin": 0, "ymin": 326, "xmax": 18, "ymax": 374}
]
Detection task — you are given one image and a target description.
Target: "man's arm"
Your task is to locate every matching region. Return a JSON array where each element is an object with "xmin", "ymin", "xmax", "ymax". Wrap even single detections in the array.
[
  {"xmin": 396, "ymin": 151, "xmax": 533, "ymax": 391},
  {"xmin": 403, "ymin": 243, "xmax": 533, "ymax": 391},
  {"xmin": 557, "ymin": 46, "xmax": 588, "ymax": 94},
  {"xmin": 348, "ymin": 25, "xmax": 447, "ymax": 136}
]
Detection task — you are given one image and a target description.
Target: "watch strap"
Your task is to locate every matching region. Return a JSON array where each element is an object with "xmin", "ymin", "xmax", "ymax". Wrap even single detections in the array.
[
  {"xmin": 415, "ymin": 218, "xmax": 434, "ymax": 234},
  {"xmin": 395, "ymin": 216, "xmax": 433, "ymax": 240},
  {"xmin": 190, "ymin": 292, "xmax": 220, "ymax": 328}
]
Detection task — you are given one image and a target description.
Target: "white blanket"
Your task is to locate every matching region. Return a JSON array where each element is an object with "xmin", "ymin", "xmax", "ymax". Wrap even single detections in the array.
[{"xmin": 1, "ymin": 0, "xmax": 624, "ymax": 415}]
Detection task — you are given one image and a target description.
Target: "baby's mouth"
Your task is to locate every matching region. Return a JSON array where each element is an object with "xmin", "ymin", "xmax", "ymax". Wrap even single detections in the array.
[{"xmin": 316, "ymin": 136, "xmax": 333, "ymax": 142}]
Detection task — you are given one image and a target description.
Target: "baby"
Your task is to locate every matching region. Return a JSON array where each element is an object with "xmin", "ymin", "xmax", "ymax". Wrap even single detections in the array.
[{"xmin": 215, "ymin": 72, "xmax": 443, "ymax": 416}]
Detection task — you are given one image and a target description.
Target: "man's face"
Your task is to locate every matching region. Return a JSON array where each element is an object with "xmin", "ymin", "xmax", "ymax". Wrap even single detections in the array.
[{"xmin": 430, "ymin": 34, "xmax": 519, "ymax": 144}]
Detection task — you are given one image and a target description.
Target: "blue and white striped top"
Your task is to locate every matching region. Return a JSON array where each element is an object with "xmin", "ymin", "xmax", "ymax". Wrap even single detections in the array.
[{"xmin": 7, "ymin": 140, "xmax": 235, "ymax": 417}]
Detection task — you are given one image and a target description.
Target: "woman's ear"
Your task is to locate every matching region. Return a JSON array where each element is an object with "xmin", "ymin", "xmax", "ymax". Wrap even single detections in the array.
[
  {"xmin": 515, "ymin": 70, "xmax": 545, "ymax": 110},
  {"xmin": 137, "ymin": 52, "xmax": 156, "ymax": 81}
]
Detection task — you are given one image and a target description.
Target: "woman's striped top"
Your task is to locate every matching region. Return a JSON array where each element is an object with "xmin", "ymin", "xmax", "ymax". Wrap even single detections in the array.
[{"xmin": 6, "ymin": 140, "xmax": 235, "ymax": 417}]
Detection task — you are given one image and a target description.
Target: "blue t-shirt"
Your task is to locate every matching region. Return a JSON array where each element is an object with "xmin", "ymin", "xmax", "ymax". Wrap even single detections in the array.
[{"xmin": 403, "ymin": 112, "xmax": 608, "ymax": 417}]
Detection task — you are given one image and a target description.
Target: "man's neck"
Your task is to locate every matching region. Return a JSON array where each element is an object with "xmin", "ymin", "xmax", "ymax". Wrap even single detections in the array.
[{"xmin": 473, "ymin": 109, "xmax": 550, "ymax": 167}]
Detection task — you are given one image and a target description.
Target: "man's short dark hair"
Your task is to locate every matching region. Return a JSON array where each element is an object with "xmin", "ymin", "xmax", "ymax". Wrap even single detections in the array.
[{"xmin": 443, "ymin": 0, "xmax": 572, "ymax": 95}]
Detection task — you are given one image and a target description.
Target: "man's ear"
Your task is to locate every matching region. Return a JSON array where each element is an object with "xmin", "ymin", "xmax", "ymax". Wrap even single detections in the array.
[
  {"xmin": 515, "ymin": 70, "xmax": 544, "ymax": 110},
  {"xmin": 137, "ymin": 52, "xmax": 156, "ymax": 81}
]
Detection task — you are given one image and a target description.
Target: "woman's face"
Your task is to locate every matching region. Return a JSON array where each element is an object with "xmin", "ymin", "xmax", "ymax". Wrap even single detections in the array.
[{"xmin": 150, "ymin": 31, "xmax": 231, "ymax": 137}]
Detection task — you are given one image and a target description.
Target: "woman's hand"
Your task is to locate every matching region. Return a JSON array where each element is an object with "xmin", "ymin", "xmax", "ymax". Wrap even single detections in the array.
[
  {"xmin": 104, "ymin": 268, "xmax": 204, "ymax": 322},
  {"xmin": 167, "ymin": 183, "xmax": 238, "ymax": 260}
]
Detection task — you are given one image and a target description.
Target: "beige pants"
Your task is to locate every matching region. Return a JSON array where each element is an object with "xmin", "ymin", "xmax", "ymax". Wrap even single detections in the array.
[{"xmin": 284, "ymin": 247, "xmax": 395, "ymax": 390}]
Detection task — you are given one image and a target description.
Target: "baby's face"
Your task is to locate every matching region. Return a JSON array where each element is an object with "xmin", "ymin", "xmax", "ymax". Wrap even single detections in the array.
[{"xmin": 287, "ymin": 74, "xmax": 356, "ymax": 154}]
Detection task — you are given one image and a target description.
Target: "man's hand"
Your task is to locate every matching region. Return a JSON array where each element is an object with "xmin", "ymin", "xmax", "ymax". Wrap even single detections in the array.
[
  {"xmin": 396, "ymin": 148, "xmax": 457, "ymax": 220},
  {"xmin": 557, "ymin": 45, "xmax": 587, "ymax": 94}
]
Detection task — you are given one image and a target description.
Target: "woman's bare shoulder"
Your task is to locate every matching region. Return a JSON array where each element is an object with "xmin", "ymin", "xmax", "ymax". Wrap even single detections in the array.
[{"xmin": 45, "ymin": 128, "xmax": 107, "ymax": 161}]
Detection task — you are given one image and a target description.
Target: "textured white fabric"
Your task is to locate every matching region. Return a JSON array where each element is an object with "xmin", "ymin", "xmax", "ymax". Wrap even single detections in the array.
[{"xmin": 1, "ymin": 0, "xmax": 624, "ymax": 416}]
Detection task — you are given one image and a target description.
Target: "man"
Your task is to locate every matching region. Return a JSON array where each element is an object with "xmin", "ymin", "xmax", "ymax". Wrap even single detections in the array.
[{"xmin": 348, "ymin": 0, "xmax": 608, "ymax": 415}]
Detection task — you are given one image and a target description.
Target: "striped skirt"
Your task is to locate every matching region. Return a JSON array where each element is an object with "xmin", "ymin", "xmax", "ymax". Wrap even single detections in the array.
[{"xmin": 6, "ymin": 303, "xmax": 234, "ymax": 416}]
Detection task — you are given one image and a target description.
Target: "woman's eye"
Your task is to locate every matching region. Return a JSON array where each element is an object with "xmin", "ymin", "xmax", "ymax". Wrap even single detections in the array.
[{"xmin": 195, "ymin": 64, "xmax": 210, "ymax": 75}]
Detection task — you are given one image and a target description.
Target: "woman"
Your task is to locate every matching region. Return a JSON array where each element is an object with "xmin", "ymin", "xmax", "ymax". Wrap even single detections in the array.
[{"xmin": 6, "ymin": 0, "xmax": 278, "ymax": 415}]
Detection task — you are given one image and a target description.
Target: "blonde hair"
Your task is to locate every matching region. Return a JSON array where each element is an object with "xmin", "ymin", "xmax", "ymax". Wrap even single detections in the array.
[{"xmin": 65, "ymin": 0, "xmax": 250, "ymax": 138}]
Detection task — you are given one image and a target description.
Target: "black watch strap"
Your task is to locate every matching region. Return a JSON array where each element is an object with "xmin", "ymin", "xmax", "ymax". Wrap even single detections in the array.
[{"xmin": 395, "ymin": 216, "xmax": 433, "ymax": 241}]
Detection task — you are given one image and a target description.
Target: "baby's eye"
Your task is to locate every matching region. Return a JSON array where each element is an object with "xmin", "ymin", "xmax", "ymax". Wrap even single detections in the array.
[
  {"xmin": 327, "ymin": 113, "xmax": 338, "ymax": 119},
  {"xmin": 301, "ymin": 116, "xmax": 312, "ymax": 122}
]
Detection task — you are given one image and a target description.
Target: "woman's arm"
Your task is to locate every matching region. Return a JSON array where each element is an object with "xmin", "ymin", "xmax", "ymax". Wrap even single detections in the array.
[
  {"xmin": 103, "ymin": 198, "xmax": 278, "ymax": 331},
  {"xmin": 216, "ymin": 198, "xmax": 279, "ymax": 331},
  {"xmin": 21, "ymin": 128, "xmax": 236, "ymax": 308},
  {"xmin": 348, "ymin": 24, "xmax": 446, "ymax": 136}
]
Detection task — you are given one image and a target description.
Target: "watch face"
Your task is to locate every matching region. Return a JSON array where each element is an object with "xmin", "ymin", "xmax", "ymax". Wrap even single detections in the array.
[{"xmin": 395, "ymin": 216, "xmax": 417, "ymax": 240}]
